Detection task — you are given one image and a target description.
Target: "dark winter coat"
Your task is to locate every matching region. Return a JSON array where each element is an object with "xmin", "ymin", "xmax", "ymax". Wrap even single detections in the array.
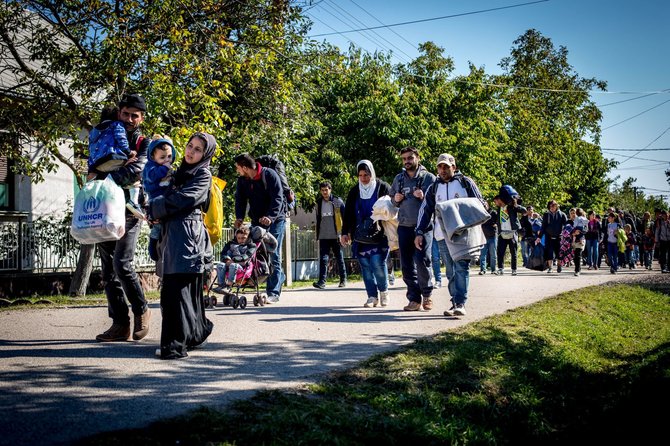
[
  {"xmin": 234, "ymin": 165, "xmax": 285, "ymax": 227},
  {"xmin": 149, "ymin": 133, "xmax": 216, "ymax": 275}
]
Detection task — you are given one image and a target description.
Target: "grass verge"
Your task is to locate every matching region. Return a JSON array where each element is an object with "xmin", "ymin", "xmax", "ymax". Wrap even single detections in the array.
[{"xmin": 77, "ymin": 281, "xmax": 670, "ymax": 445}]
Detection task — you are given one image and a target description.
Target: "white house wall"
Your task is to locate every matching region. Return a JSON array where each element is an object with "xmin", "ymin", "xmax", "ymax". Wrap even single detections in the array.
[{"xmin": 15, "ymin": 139, "xmax": 75, "ymax": 220}]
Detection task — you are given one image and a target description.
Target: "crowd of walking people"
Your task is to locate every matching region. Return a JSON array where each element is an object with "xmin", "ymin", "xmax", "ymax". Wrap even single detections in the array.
[{"xmin": 85, "ymin": 94, "xmax": 662, "ymax": 360}]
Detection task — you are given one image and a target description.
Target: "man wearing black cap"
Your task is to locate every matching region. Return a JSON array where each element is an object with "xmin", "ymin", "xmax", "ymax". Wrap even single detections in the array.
[{"xmin": 95, "ymin": 93, "xmax": 152, "ymax": 342}]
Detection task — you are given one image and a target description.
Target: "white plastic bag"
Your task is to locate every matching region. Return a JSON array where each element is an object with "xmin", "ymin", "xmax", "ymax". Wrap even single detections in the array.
[{"xmin": 70, "ymin": 176, "xmax": 126, "ymax": 244}]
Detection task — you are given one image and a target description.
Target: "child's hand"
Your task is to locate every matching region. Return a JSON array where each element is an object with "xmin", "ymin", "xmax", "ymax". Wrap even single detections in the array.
[{"xmin": 125, "ymin": 150, "xmax": 138, "ymax": 165}]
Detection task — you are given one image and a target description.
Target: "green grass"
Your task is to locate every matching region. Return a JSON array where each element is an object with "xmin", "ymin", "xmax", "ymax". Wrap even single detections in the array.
[
  {"xmin": 0, "ymin": 291, "xmax": 161, "ymax": 310},
  {"xmin": 77, "ymin": 281, "xmax": 670, "ymax": 445}
]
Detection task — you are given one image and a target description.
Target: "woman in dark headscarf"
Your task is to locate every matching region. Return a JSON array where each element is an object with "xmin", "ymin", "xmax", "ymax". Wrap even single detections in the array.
[{"xmin": 148, "ymin": 132, "xmax": 216, "ymax": 359}]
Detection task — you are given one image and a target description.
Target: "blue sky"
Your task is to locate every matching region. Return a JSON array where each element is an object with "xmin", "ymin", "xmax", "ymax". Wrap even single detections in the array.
[{"xmin": 302, "ymin": 0, "xmax": 670, "ymax": 203}]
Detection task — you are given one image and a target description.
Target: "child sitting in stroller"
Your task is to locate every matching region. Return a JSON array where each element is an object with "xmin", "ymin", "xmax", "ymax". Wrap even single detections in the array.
[
  {"xmin": 206, "ymin": 225, "xmax": 278, "ymax": 309},
  {"xmin": 213, "ymin": 225, "xmax": 256, "ymax": 292}
]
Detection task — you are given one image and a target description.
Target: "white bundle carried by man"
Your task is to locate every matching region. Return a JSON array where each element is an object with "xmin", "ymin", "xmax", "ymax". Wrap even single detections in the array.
[
  {"xmin": 70, "ymin": 176, "xmax": 126, "ymax": 244},
  {"xmin": 371, "ymin": 195, "xmax": 399, "ymax": 251}
]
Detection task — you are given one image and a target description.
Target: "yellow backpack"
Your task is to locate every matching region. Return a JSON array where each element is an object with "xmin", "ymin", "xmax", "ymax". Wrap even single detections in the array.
[{"xmin": 204, "ymin": 176, "xmax": 226, "ymax": 245}]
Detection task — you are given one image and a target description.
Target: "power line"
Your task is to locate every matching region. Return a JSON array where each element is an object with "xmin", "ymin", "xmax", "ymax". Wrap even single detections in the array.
[
  {"xmin": 347, "ymin": 0, "xmax": 416, "ymax": 50},
  {"xmin": 318, "ymin": 0, "xmax": 414, "ymax": 62},
  {"xmin": 602, "ymin": 147, "xmax": 670, "ymax": 151},
  {"xmin": 601, "ymin": 98, "xmax": 670, "ymax": 130},
  {"xmin": 598, "ymin": 89, "xmax": 670, "ymax": 107},
  {"xmin": 602, "ymin": 151, "xmax": 668, "ymax": 163},
  {"xmin": 309, "ymin": 0, "xmax": 549, "ymax": 37}
]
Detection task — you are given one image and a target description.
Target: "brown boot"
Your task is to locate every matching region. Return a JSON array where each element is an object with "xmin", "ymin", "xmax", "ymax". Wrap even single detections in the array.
[
  {"xmin": 422, "ymin": 297, "xmax": 433, "ymax": 311},
  {"xmin": 132, "ymin": 308, "xmax": 152, "ymax": 341},
  {"xmin": 96, "ymin": 323, "xmax": 130, "ymax": 342},
  {"xmin": 403, "ymin": 301, "xmax": 421, "ymax": 311}
]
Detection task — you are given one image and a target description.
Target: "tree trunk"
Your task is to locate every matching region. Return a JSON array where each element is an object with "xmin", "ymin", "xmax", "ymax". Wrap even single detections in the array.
[{"xmin": 69, "ymin": 244, "xmax": 95, "ymax": 296}]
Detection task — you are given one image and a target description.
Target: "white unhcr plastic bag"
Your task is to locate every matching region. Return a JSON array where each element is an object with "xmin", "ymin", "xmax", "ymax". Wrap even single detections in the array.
[{"xmin": 70, "ymin": 176, "xmax": 126, "ymax": 244}]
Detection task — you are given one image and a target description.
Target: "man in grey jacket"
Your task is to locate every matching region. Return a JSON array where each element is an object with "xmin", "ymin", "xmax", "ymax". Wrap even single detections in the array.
[{"xmin": 391, "ymin": 146, "xmax": 436, "ymax": 311}]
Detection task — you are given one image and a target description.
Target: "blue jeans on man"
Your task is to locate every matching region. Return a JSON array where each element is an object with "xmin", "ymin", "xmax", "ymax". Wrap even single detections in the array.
[
  {"xmin": 436, "ymin": 239, "xmax": 470, "ymax": 306},
  {"xmin": 318, "ymin": 238, "xmax": 347, "ymax": 283},
  {"xmin": 479, "ymin": 236, "xmax": 497, "ymax": 273},
  {"xmin": 266, "ymin": 218, "xmax": 286, "ymax": 298},
  {"xmin": 397, "ymin": 225, "xmax": 434, "ymax": 304}
]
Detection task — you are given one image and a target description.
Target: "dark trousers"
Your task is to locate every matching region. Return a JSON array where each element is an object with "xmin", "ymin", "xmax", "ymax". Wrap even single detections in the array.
[
  {"xmin": 497, "ymin": 236, "xmax": 518, "ymax": 270},
  {"xmin": 574, "ymin": 248, "xmax": 582, "ymax": 273},
  {"xmin": 318, "ymin": 238, "xmax": 347, "ymax": 282},
  {"xmin": 397, "ymin": 225, "xmax": 433, "ymax": 303},
  {"xmin": 98, "ymin": 216, "xmax": 147, "ymax": 325},
  {"xmin": 659, "ymin": 240, "xmax": 670, "ymax": 271}
]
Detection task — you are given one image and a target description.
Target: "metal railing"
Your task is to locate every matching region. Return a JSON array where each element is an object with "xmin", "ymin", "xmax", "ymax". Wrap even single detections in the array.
[{"xmin": 0, "ymin": 220, "xmax": 352, "ymax": 276}]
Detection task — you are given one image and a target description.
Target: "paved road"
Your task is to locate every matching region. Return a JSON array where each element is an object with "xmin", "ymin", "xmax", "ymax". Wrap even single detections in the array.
[{"xmin": 0, "ymin": 266, "xmax": 655, "ymax": 445}]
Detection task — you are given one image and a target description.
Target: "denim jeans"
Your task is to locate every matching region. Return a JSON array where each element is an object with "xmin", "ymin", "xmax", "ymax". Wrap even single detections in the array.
[
  {"xmin": 398, "ymin": 225, "xmax": 434, "ymax": 303},
  {"xmin": 432, "ymin": 237, "xmax": 442, "ymax": 283},
  {"xmin": 437, "ymin": 239, "xmax": 470, "ymax": 306},
  {"xmin": 585, "ymin": 239, "xmax": 599, "ymax": 267},
  {"xmin": 479, "ymin": 236, "xmax": 497, "ymax": 272},
  {"xmin": 642, "ymin": 250, "xmax": 652, "ymax": 268},
  {"xmin": 520, "ymin": 238, "xmax": 530, "ymax": 267},
  {"xmin": 266, "ymin": 218, "xmax": 286, "ymax": 297},
  {"xmin": 607, "ymin": 242, "xmax": 619, "ymax": 271},
  {"xmin": 98, "ymin": 216, "xmax": 148, "ymax": 325},
  {"xmin": 357, "ymin": 251, "xmax": 389, "ymax": 298},
  {"xmin": 318, "ymin": 238, "xmax": 347, "ymax": 282}
]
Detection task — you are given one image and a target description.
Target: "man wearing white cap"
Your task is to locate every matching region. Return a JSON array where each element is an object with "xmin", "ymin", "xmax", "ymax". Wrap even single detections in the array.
[{"xmin": 415, "ymin": 153, "xmax": 486, "ymax": 317}]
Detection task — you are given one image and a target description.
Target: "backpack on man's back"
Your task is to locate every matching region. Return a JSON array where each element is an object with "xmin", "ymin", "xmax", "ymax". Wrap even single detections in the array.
[{"xmin": 256, "ymin": 154, "xmax": 296, "ymax": 213}]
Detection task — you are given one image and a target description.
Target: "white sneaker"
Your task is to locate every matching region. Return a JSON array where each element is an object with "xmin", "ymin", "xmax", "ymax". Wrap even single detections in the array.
[
  {"xmin": 155, "ymin": 348, "xmax": 162, "ymax": 358},
  {"xmin": 453, "ymin": 304, "xmax": 467, "ymax": 316},
  {"xmin": 266, "ymin": 295, "xmax": 279, "ymax": 304},
  {"xmin": 380, "ymin": 291, "xmax": 389, "ymax": 307},
  {"xmin": 574, "ymin": 271, "xmax": 580, "ymax": 277},
  {"xmin": 364, "ymin": 296, "xmax": 376, "ymax": 308}
]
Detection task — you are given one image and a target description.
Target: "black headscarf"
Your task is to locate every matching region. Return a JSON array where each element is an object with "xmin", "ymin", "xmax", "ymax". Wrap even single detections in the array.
[{"xmin": 174, "ymin": 132, "xmax": 217, "ymax": 186}]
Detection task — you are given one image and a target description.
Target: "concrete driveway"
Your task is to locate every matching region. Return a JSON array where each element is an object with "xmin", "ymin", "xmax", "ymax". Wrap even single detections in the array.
[{"xmin": 0, "ymin": 266, "xmax": 654, "ymax": 445}]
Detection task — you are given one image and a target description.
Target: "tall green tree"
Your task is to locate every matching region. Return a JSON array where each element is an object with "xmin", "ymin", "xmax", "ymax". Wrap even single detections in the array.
[
  {"xmin": 498, "ymin": 29, "xmax": 611, "ymax": 208},
  {"xmin": 0, "ymin": 0, "xmax": 310, "ymax": 292},
  {"xmin": 395, "ymin": 42, "xmax": 508, "ymax": 199}
]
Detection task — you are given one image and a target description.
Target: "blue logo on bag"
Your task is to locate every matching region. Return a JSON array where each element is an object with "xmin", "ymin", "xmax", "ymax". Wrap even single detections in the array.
[{"xmin": 83, "ymin": 196, "xmax": 101, "ymax": 213}]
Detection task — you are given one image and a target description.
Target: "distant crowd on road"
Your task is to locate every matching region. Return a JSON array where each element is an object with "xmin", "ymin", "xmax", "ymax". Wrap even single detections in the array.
[{"xmin": 84, "ymin": 94, "xmax": 663, "ymax": 360}]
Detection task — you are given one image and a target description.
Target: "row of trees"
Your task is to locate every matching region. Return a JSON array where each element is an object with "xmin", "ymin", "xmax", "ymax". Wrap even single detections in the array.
[{"xmin": 1, "ymin": 1, "xmax": 664, "ymax": 218}]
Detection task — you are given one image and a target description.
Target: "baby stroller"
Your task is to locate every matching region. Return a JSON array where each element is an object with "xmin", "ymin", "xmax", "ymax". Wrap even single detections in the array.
[{"xmin": 205, "ymin": 226, "xmax": 277, "ymax": 309}]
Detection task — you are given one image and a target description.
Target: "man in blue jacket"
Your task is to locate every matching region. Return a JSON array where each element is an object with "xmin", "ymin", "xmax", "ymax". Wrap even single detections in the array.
[{"xmin": 234, "ymin": 153, "xmax": 286, "ymax": 303}]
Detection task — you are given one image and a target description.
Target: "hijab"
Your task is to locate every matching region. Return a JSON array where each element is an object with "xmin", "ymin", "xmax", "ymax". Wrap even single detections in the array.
[
  {"xmin": 357, "ymin": 160, "xmax": 377, "ymax": 200},
  {"xmin": 174, "ymin": 132, "xmax": 217, "ymax": 186}
]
